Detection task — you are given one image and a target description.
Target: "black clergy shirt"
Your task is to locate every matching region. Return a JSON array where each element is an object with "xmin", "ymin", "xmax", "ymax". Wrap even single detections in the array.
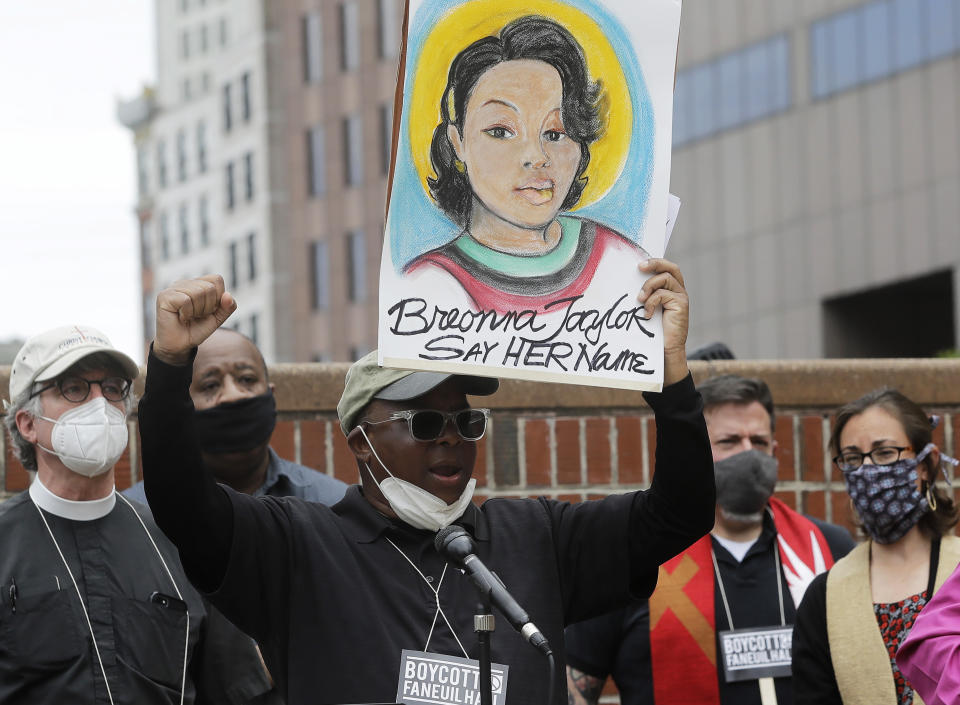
[
  {"xmin": 138, "ymin": 349, "xmax": 715, "ymax": 705},
  {"xmin": 565, "ymin": 512, "xmax": 855, "ymax": 705},
  {"xmin": 0, "ymin": 491, "xmax": 260, "ymax": 704}
]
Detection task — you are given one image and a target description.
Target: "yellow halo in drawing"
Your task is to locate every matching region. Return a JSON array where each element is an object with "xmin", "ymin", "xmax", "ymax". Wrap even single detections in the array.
[{"xmin": 408, "ymin": 0, "xmax": 632, "ymax": 211}]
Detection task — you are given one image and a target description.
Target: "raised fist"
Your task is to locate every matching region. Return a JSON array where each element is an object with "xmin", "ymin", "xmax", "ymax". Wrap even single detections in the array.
[{"xmin": 154, "ymin": 275, "xmax": 237, "ymax": 365}]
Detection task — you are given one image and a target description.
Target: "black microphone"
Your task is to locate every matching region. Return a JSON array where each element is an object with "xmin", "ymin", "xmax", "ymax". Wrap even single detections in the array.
[{"xmin": 435, "ymin": 526, "xmax": 552, "ymax": 656}]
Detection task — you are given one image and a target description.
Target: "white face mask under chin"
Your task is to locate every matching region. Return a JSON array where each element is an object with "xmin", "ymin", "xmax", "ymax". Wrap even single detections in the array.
[
  {"xmin": 38, "ymin": 396, "xmax": 129, "ymax": 477},
  {"xmin": 359, "ymin": 426, "xmax": 475, "ymax": 532}
]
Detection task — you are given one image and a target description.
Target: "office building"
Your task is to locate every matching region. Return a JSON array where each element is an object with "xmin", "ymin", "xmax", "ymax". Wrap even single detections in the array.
[{"xmin": 120, "ymin": 0, "xmax": 401, "ymax": 361}]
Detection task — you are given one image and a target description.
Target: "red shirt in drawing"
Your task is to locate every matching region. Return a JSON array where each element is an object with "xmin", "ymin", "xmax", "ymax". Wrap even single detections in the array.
[{"xmin": 404, "ymin": 217, "xmax": 645, "ymax": 315}]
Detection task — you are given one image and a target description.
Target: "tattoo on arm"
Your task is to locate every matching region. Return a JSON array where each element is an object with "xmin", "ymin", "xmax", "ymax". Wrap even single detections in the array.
[{"xmin": 566, "ymin": 666, "xmax": 605, "ymax": 705}]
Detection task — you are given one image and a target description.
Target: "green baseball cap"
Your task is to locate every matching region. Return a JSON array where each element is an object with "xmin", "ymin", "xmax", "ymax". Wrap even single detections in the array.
[{"xmin": 337, "ymin": 350, "xmax": 499, "ymax": 435}]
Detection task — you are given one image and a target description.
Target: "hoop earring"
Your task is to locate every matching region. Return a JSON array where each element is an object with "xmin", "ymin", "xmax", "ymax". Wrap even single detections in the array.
[
  {"xmin": 927, "ymin": 482, "xmax": 938, "ymax": 511},
  {"xmin": 454, "ymin": 158, "xmax": 466, "ymax": 174}
]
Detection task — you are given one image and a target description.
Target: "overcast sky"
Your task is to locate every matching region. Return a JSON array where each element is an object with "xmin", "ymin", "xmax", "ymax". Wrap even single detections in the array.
[{"xmin": 0, "ymin": 2, "xmax": 155, "ymax": 363}]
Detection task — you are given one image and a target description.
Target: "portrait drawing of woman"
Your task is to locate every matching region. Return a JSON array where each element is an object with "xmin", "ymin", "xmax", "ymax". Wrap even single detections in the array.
[{"xmin": 401, "ymin": 14, "xmax": 651, "ymax": 315}]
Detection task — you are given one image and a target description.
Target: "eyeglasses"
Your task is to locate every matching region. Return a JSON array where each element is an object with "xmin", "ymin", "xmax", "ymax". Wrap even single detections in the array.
[
  {"xmin": 833, "ymin": 445, "xmax": 912, "ymax": 471},
  {"xmin": 30, "ymin": 376, "xmax": 131, "ymax": 403},
  {"xmin": 364, "ymin": 408, "xmax": 490, "ymax": 442}
]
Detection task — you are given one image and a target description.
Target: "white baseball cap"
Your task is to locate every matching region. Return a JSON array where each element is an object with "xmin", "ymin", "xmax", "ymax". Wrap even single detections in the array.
[{"xmin": 7, "ymin": 325, "xmax": 140, "ymax": 405}]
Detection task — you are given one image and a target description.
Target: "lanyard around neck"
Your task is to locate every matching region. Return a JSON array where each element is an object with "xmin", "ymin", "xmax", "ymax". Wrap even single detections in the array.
[
  {"xmin": 385, "ymin": 536, "xmax": 470, "ymax": 658},
  {"xmin": 32, "ymin": 494, "xmax": 190, "ymax": 705},
  {"xmin": 711, "ymin": 537, "xmax": 786, "ymax": 630}
]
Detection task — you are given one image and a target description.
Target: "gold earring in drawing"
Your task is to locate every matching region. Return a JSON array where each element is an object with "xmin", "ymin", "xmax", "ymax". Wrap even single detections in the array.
[{"xmin": 454, "ymin": 158, "xmax": 466, "ymax": 174}]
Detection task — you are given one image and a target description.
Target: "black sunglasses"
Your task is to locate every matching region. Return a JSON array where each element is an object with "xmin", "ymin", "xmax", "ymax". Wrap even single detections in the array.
[{"xmin": 364, "ymin": 408, "xmax": 490, "ymax": 442}]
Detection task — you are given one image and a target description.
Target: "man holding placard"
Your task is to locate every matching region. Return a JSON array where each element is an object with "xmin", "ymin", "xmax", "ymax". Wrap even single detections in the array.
[{"xmin": 137, "ymin": 257, "xmax": 712, "ymax": 705}]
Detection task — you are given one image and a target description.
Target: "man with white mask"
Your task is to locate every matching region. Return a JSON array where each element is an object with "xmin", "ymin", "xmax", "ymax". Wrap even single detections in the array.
[
  {"xmin": 0, "ymin": 324, "xmax": 261, "ymax": 704},
  {"xmin": 138, "ymin": 261, "xmax": 714, "ymax": 705}
]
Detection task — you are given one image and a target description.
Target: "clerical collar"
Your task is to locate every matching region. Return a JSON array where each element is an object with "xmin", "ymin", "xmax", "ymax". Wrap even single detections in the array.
[{"xmin": 29, "ymin": 476, "xmax": 116, "ymax": 521}]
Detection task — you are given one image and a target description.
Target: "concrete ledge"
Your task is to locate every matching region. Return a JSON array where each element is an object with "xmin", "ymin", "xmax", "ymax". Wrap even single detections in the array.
[
  {"xmin": 3, "ymin": 358, "xmax": 959, "ymax": 414},
  {"xmin": 257, "ymin": 359, "xmax": 960, "ymax": 412}
]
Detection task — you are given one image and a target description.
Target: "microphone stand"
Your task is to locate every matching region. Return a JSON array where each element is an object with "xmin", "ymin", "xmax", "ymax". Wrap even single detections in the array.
[{"xmin": 474, "ymin": 598, "xmax": 494, "ymax": 705}]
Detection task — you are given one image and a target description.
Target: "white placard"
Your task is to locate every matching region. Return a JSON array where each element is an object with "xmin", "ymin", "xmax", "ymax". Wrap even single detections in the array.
[{"xmin": 380, "ymin": 0, "xmax": 682, "ymax": 391}]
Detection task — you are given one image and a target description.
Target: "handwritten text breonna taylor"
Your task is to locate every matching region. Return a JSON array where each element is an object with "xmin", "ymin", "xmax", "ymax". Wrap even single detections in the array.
[{"xmin": 386, "ymin": 292, "xmax": 656, "ymax": 375}]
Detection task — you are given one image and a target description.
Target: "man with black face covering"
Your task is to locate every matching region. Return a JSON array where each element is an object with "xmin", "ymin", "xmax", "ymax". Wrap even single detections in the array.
[
  {"xmin": 126, "ymin": 328, "xmax": 346, "ymax": 705},
  {"xmin": 565, "ymin": 374, "xmax": 855, "ymax": 705},
  {"xmin": 126, "ymin": 328, "xmax": 346, "ymax": 504}
]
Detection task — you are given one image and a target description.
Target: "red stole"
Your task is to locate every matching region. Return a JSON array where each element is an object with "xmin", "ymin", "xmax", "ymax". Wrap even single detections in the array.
[{"xmin": 647, "ymin": 499, "xmax": 834, "ymax": 704}]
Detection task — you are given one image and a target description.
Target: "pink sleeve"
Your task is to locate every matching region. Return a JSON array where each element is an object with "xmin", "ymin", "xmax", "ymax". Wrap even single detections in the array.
[{"xmin": 897, "ymin": 563, "xmax": 960, "ymax": 705}]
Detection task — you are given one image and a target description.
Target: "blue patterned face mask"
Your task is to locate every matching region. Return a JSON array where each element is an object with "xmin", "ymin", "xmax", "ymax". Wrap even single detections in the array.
[{"xmin": 842, "ymin": 443, "xmax": 935, "ymax": 544}]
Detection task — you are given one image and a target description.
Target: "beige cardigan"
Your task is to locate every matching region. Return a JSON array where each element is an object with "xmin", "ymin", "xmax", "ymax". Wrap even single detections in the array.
[{"xmin": 826, "ymin": 535, "xmax": 960, "ymax": 705}]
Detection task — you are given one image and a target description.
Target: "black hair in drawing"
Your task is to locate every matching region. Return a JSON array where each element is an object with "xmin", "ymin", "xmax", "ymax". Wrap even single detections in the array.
[{"xmin": 427, "ymin": 15, "xmax": 607, "ymax": 228}]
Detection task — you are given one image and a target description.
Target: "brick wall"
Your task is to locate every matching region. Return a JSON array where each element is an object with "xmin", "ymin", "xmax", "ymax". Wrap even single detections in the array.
[{"xmin": 4, "ymin": 359, "xmax": 960, "ymax": 538}]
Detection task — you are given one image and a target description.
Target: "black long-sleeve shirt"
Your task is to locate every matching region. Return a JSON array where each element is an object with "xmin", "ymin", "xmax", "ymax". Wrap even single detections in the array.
[{"xmin": 139, "ymin": 350, "xmax": 715, "ymax": 705}]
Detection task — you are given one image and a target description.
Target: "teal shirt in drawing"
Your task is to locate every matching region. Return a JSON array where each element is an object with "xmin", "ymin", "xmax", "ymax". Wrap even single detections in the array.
[{"xmin": 404, "ymin": 216, "xmax": 646, "ymax": 313}]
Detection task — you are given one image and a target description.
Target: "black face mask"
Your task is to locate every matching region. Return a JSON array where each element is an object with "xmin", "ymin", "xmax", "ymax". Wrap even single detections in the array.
[
  {"xmin": 714, "ymin": 449, "xmax": 778, "ymax": 517},
  {"xmin": 193, "ymin": 392, "xmax": 277, "ymax": 454}
]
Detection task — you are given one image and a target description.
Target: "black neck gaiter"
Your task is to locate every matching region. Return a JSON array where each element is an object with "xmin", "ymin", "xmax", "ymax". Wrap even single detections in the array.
[{"xmin": 193, "ymin": 392, "xmax": 277, "ymax": 453}]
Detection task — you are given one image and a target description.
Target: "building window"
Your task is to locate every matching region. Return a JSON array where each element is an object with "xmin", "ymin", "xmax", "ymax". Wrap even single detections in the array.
[
  {"xmin": 303, "ymin": 12, "xmax": 323, "ymax": 82},
  {"xmin": 343, "ymin": 114, "xmax": 364, "ymax": 186},
  {"xmin": 223, "ymin": 83, "xmax": 232, "ymax": 132},
  {"xmin": 219, "ymin": 17, "xmax": 228, "ymax": 46},
  {"xmin": 310, "ymin": 241, "xmax": 329, "ymax": 310},
  {"xmin": 926, "ymin": 0, "xmax": 959, "ymax": 60},
  {"xmin": 340, "ymin": 1, "xmax": 360, "ymax": 71},
  {"xmin": 249, "ymin": 313, "xmax": 259, "ymax": 346},
  {"xmin": 196, "ymin": 121, "xmax": 207, "ymax": 173},
  {"xmin": 347, "ymin": 230, "xmax": 366, "ymax": 302},
  {"xmin": 246, "ymin": 231, "xmax": 256, "ymax": 282},
  {"xmin": 228, "ymin": 241, "xmax": 238, "ymax": 289},
  {"xmin": 200, "ymin": 24, "xmax": 209, "ymax": 54},
  {"xmin": 199, "ymin": 195, "xmax": 210, "ymax": 246},
  {"xmin": 810, "ymin": 0, "xmax": 960, "ymax": 100},
  {"xmin": 349, "ymin": 345, "xmax": 371, "ymax": 361},
  {"xmin": 160, "ymin": 212, "xmax": 170, "ymax": 261},
  {"xmin": 201, "ymin": 72, "xmax": 211, "ymax": 93},
  {"xmin": 241, "ymin": 72, "xmax": 252, "ymax": 122},
  {"xmin": 136, "ymin": 146, "xmax": 149, "ymax": 196},
  {"xmin": 823, "ymin": 270, "xmax": 955, "ymax": 357},
  {"xmin": 893, "ymin": 0, "xmax": 925, "ymax": 70},
  {"xmin": 157, "ymin": 140, "xmax": 168, "ymax": 189},
  {"xmin": 182, "ymin": 77, "xmax": 192, "ymax": 102},
  {"xmin": 377, "ymin": 0, "xmax": 399, "ymax": 60},
  {"xmin": 862, "ymin": 2, "xmax": 893, "ymax": 83},
  {"xmin": 140, "ymin": 221, "xmax": 152, "ymax": 269},
  {"xmin": 226, "ymin": 162, "xmax": 235, "ymax": 210},
  {"xmin": 243, "ymin": 152, "xmax": 254, "ymax": 201},
  {"xmin": 181, "ymin": 0, "xmax": 188, "ymax": 12},
  {"xmin": 673, "ymin": 33, "xmax": 791, "ymax": 147},
  {"xmin": 177, "ymin": 129, "xmax": 188, "ymax": 182},
  {"xmin": 179, "ymin": 204, "xmax": 190, "ymax": 254},
  {"xmin": 181, "ymin": 29, "xmax": 190, "ymax": 59},
  {"xmin": 379, "ymin": 103, "xmax": 393, "ymax": 176},
  {"xmin": 307, "ymin": 125, "xmax": 326, "ymax": 196}
]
